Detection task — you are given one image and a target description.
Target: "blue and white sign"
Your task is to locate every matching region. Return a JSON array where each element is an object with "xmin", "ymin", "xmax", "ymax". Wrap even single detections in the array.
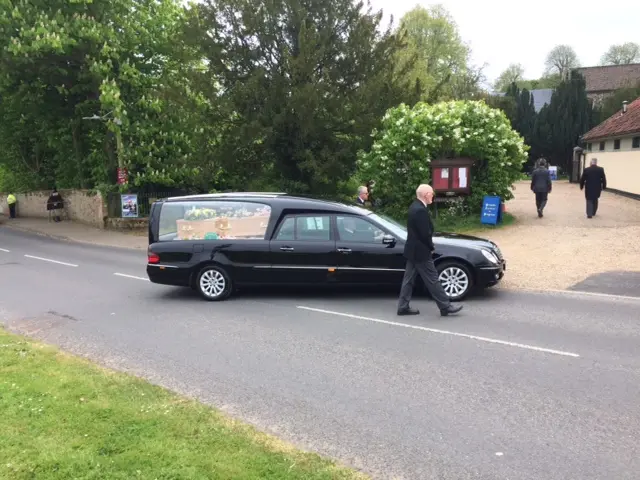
[
  {"xmin": 480, "ymin": 195, "xmax": 502, "ymax": 225},
  {"xmin": 548, "ymin": 166, "xmax": 558, "ymax": 180}
]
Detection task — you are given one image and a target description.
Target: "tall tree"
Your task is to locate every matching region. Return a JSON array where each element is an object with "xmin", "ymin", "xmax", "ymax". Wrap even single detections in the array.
[
  {"xmin": 0, "ymin": 0, "xmax": 214, "ymax": 193},
  {"xmin": 600, "ymin": 42, "xmax": 640, "ymax": 65},
  {"xmin": 544, "ymin": 45, "xmax": 580, "ymax": 80},
  {"xmin": 530, "ymin": 72, "xmax": 593, "ymax": 175},
  {"xmin": 186, "ymin": 0, "xmax": 419, "ymax": 194},
  {"xmin": 494, "ymin": 64, "xmax": 525, "ymax": 92},
  {"xmin": 394, "ymin": 5, "xmax": 476, "ymax": 102},
  {"xmin": 505, "ymin": 84, "xmax": 536, "ymax": 151}
]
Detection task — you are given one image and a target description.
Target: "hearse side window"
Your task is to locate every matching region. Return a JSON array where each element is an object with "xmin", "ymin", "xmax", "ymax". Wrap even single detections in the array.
[
  {"xmin": 336, "ymin": 215, "xmax": 385, "ymax": 243},
  {"xmin": 274, "ymin": 215, "xmax": 331, "ymax": 241},
  {"xmin": 158, "ymin": 200, "xmax": 271, "ymax": 241}
]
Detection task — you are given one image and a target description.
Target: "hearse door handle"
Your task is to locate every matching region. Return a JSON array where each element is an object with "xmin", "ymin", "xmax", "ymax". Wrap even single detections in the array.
[
  {"xmin": 337, "ymin": 247, "xmax": 352, "ymax": 254},
  {"xmin": 280, "ymin": 246, "xmax": 294, "ymax": 252}
]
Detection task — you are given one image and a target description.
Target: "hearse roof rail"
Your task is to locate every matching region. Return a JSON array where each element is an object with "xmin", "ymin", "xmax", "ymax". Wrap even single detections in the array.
[{"xmin": 167, "ymin": 192, "xmax": 287, "ymax": 201}]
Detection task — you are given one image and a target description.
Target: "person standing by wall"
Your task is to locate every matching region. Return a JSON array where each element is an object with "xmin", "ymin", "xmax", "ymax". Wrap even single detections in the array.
[
  {"xmin": 580, "ymin": 158, "xmax": 607, "ymax": 218},
  {"xmin": 397, "ymin": 184, "xmax": 463, "ymax": 317},
  {"xmin": 530, "ymin": 158, "xmax": 552, "ymax": 218},
  {"xmin": 6, "ymin": 193, "xmax": 17, "ymax": 219}
]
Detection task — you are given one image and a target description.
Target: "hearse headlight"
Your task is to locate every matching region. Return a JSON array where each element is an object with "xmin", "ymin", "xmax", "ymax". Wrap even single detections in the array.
[{"xmin": 481, "ymin": 249, "xmax": 499, "ymax": 264}]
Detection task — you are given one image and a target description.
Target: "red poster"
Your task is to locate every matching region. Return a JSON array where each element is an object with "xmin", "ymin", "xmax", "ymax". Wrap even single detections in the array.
[
  {"xmin": 433, "ymin": 167, "xmax": 449, "ymax": 190},
  {"xmin": 117, "ymin": 167, "xmax": 128, "ymax": 185}
]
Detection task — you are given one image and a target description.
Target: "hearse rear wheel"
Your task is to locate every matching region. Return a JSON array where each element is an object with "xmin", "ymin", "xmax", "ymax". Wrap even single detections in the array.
[{"xmin": 196, "ymin": 265, "xmax": 233, "ymax": 301}]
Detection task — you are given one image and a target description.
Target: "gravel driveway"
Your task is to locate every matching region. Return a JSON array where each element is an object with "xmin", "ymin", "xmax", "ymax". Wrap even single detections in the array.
[{"xmin": 470, "ymin": 180, "xmax": 640, "ymax": 291}]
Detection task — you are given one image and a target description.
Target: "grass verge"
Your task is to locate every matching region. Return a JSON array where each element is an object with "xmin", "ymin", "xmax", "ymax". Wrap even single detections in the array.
[
  {"xmin": 0, "ymin": 327, "xmax": 368, "ymax": 480},
  {"xmin": 434, "ymin": 212, "xmax": 516, "ymax": 233}
]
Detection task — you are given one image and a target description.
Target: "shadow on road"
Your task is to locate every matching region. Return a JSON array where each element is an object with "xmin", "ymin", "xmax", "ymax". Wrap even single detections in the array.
[
  {"xmin": 152, "ymin": 284, "xmax": 506, "ymax": 304},
  {"xmin": 569, "ymin": 271, "xmax": 640, "ymax": 298}
]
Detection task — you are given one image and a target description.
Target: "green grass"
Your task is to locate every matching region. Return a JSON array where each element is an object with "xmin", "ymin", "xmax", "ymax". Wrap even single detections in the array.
[
  {"xmin": 434, "ymin": 212, "xmax": 516, "ymax": 233},
  {"xmin": 0, "ymin": 328, "xmax": 368, "ymax": 480}
]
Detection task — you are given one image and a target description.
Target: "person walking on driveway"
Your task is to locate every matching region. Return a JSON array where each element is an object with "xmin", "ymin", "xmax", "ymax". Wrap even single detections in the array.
[
  {"xmin": 580, "ymin": 158, "xmax": 607, "ymax": 218},
  {"xmin": 530, "ymin": 158, "xmax": 552, "ymax": 218},
  {"xmin": 397, "ymin": 184, "xmax": 463, "ymax": 317}
]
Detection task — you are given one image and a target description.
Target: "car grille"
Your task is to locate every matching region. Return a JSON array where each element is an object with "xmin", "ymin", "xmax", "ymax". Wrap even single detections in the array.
[{"xmin": 491, "ymin": 243, "xmax": 504, "ymax": 261}]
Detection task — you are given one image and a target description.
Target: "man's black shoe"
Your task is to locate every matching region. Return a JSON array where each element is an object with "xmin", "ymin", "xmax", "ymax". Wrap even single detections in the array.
[
  {"xmin": 440, "ymin": 304, "xmax": 463, "ymax": 317},
  {"xmin": 397, "ymin": 307, "xmax": 420, "ymax": 316}
]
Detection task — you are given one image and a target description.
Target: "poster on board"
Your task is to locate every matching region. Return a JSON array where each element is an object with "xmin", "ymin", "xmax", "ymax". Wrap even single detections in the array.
[{"xmin": 121, "ymin": 194, "xmax": 139, "ymax": 218}]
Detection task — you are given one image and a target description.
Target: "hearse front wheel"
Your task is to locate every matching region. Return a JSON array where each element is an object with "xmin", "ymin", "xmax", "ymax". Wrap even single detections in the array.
[
  {"xmin": 196, "ymin": 265, "xmax": 233, "ymax": 301},
  {"xmin": 437, "ymin": 261, "xmax": 473, "ymax": 302}
]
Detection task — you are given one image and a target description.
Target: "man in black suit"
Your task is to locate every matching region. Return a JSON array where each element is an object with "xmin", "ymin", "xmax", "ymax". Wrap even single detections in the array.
[
  {"xmin": 580, "ymin": 158, "xmax": 607, "ymax": 218},
  {"xmin": 397, "ymin": 184, "xmax": 463, "ymax": 317},
  {"xmin": 530, "ymin": 157, "xmax": 552, "ymax": 218},
  {"xmin": 355, "ymin": 185, "xmax": 370, "ymax": 207}
]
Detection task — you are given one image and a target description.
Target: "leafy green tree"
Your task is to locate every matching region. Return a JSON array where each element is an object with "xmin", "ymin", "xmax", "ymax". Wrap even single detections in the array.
[
  {"xmin": 394, "ymin": 5, "xmax": 479, "ymax": 102},
  {"xmin": 596, "ymin": 82, "xmax": 640, "ymax": 120},
  {"xmin": 493, "ymin": 64, "xmax": 525, "ymax": 93},
  {"xmin": 0, "ymin": 0, "xmax": 215, "ymax": 193},
  {"xmin": 356, "ymin": 100, "xmax": 528, "ymax": 219},
  {"xmin": 600, "ymin": 42, "xmax": 640, "ymax": 65},
  {"xmin": 544, "ymin": 45, "xmax": 580, "ymax": 80},
  {"xmin": 186, "ymin": 0, "xmax": 419, "ymax": 194}
]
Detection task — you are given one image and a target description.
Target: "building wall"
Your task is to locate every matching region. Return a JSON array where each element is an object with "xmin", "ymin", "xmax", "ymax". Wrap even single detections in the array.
[
  {"xmin": 0, "ymin": 189, "xmax": 106, "ymax": 228},
  {"xmin": 584, "ymin": 135, "xmax": 640, "ymax": 196}
]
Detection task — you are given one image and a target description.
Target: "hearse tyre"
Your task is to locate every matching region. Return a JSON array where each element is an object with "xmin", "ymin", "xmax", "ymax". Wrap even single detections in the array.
[
  {"xmin": 195, "ymin": 264, "xmax": 233, "ymax": 301},
  {"xmin": 436, "ymin": 260, "xmax": 474, "ymax": 301}
]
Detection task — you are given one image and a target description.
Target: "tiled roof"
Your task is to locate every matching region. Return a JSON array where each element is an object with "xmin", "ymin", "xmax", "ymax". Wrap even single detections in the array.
[
  {"xmin": 574, "ymin": 64, "xmax": 640, "ymax": 93},
  {"xmin": 582, "ymin": 97, "xmax": 640, "ymax": 141}
]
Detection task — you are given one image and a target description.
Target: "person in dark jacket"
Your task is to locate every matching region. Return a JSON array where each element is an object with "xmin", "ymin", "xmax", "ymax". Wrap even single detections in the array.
[
  {"xmin": 580, "ymin": 158, "xmax": 607, "ymax": 218},
  {"xmin": 530, "ymin": 158, "xmax": 552, "ymax": 218},
  {"xmin": 355, "ymin": 185, "xmax": 371, "ymax": 207},
  {"xmin": 397, "ymin": 184, "xmax": 463, "ymax": 317}
]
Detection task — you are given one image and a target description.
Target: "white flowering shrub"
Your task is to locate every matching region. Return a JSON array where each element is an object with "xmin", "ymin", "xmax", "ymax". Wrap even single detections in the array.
[{"xmin": 356, "ymin": 100, "xmax": 528, "ymax": 219}]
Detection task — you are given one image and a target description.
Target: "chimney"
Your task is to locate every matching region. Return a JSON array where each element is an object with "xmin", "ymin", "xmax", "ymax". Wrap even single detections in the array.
[{"xmin": 622, "ymin": 101, "xmax": 628, "ymax": 114}]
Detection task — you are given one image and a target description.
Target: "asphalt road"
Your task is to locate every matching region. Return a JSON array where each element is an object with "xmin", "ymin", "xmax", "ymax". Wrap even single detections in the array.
[{"xmin": 2, "ymin": 227, "xmax": 640, "ymax": 480}]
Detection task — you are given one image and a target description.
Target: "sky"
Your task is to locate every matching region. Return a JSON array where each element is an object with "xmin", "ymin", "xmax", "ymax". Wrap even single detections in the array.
[{"xmin": 367, "ymin": 0, "xmax": 640, "ymax": 85}]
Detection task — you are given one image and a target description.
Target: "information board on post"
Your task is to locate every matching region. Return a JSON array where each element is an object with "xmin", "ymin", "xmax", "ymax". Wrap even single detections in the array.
[{"xmin": 480, "ymin": 195, "xmax": 502, "ymax": 225}]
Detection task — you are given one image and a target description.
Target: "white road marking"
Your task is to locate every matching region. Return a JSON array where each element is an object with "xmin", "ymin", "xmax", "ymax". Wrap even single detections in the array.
[
  {"xmin": 0, "ymin": 248, "xmax": 9, "ymax": 252},
  {"xmin": 114, "ymin": 273, "xmax": 149, "ymax": 281},
  {"xmin": 521, "ymin": 287, "xmax": 640, "ymax": 302},
  {"xmin": 24, "ymin": 254, "xmax": 78, "ymax": 267},
  {"xmin": 297, "ymin": 306, "xmax": 580, "ymax": 358}
]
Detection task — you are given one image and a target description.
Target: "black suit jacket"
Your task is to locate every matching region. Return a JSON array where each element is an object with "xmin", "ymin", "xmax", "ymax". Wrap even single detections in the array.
[
  {"xmin": 530, "ymin": 167, "xmax": 552, "ymax": 193},
  {"xmin": 580, "ymin": 165, "xmax": 607, "ymax": 200},
  {"xmin": 403, "ymin": 199, "xmax": 435, "ymax": 263}
]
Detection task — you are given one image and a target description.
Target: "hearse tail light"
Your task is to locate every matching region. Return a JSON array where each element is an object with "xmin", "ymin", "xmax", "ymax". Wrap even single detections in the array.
[{"xmin": 148, "ymin": 252, "xmax": 160, "ymax": 264}]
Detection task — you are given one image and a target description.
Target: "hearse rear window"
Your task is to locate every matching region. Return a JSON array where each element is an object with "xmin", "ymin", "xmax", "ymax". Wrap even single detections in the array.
[{"xmin": 158, "ymin": 201, "xmax": 271, "ymax": 241}]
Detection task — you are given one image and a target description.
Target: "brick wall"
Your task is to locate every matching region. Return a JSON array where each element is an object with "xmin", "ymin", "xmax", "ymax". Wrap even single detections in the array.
[{"xmin": 0, "ymin": 190, "xmax": 106, "ymax": 228}]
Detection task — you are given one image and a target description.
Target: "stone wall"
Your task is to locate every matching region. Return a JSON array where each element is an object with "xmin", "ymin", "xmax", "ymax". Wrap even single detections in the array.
[
  {"xmin": 0, "ymin": 189, "xmax": 106, "ymax": 229},
  {"xmin": 105, "ymin": 217, "xmax": 148, "ymax": 231}
]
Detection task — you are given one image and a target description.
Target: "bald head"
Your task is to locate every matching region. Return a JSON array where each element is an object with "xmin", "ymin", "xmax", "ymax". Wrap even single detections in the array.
[
  {"xmin": 590, "ymin": 158, "xmax": 598, "ymax": 166},
  {"xmin": 416, "ymin": 184, "xmax": 434, "ymax": 205}
]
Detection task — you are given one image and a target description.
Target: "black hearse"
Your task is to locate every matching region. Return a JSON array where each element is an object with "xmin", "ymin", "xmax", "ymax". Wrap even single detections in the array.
[{"xmin": 147, "ymin": 193, "xmax": 506, "ymax": 301}]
